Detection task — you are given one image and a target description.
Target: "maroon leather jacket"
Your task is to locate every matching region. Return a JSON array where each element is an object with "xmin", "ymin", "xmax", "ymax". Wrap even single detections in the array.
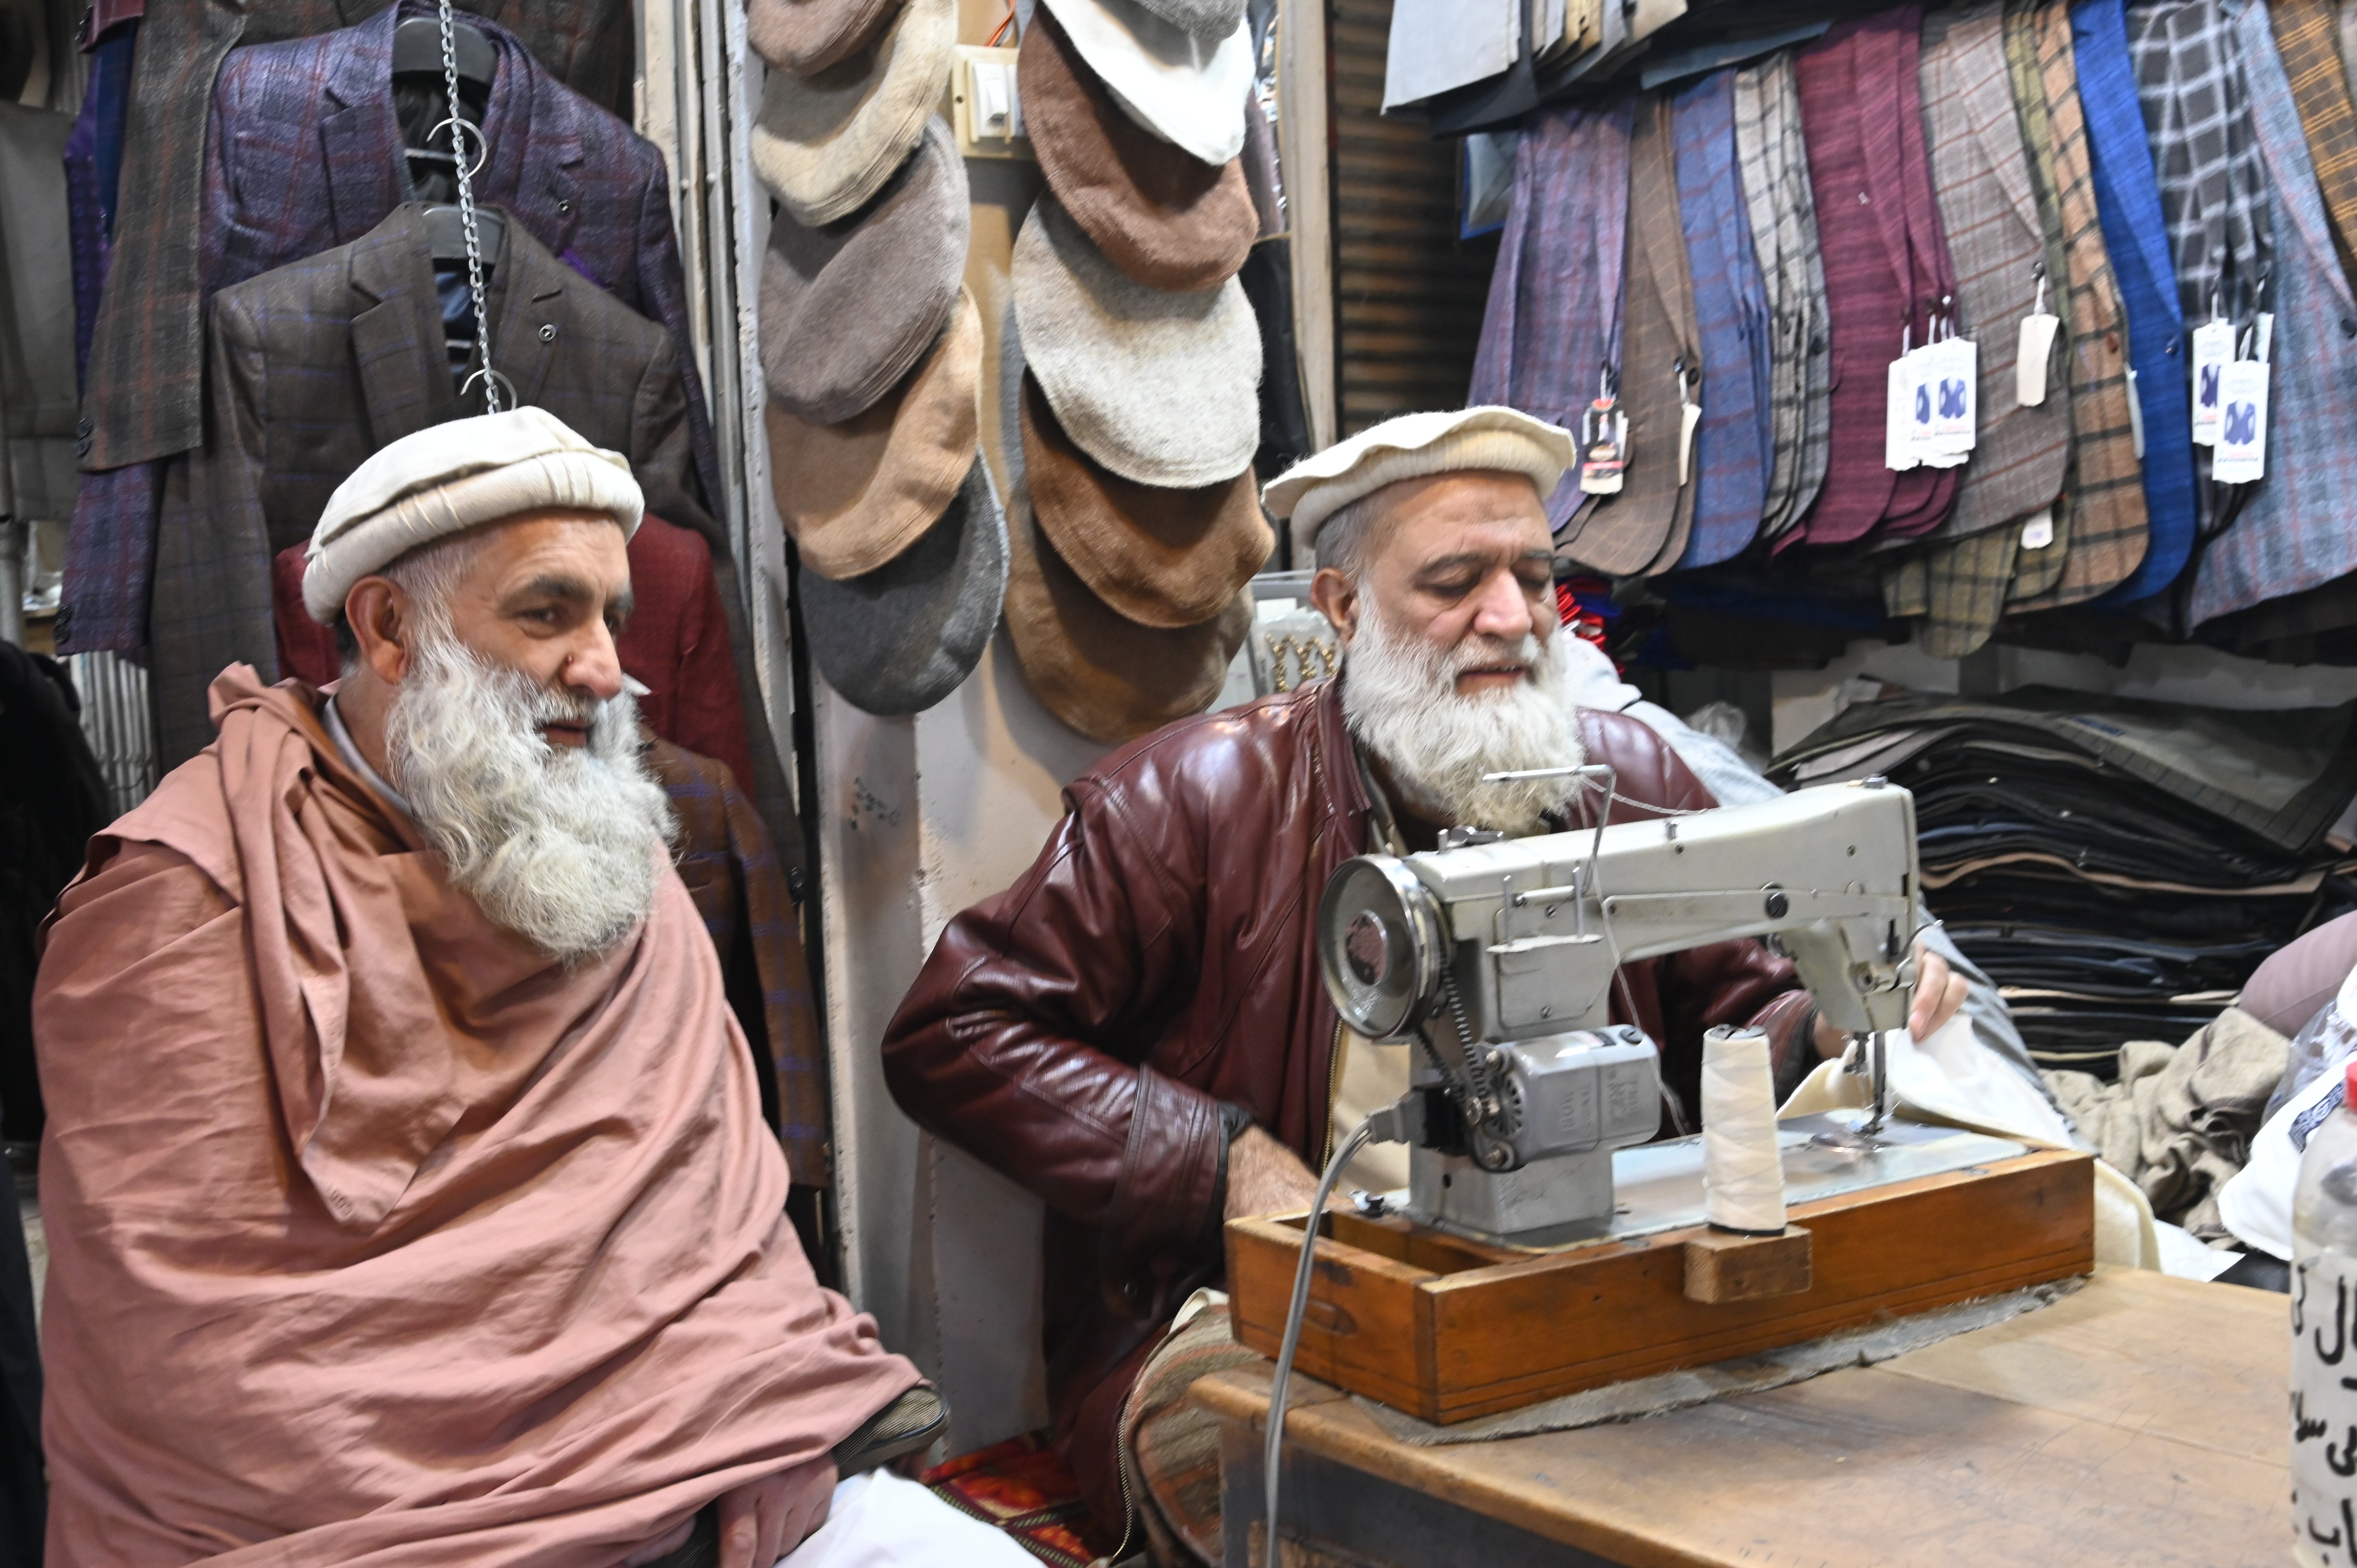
[{"xmin": 881, "ymin": 677, "xmax": 1813, "ymax": 1530}]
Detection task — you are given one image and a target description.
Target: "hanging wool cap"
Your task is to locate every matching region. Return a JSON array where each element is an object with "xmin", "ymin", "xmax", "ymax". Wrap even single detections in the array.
[
  {"xmin": 1011, "ymin": 192, "xmax": 1261, "ymax": 488},
  {"xmin": 747, "ymin": 0, "xmax": 903, "ymax": 78},
  {"xmin": 1036, "ymin": 0, "xmax": 1254, "ymax": 165},
  {"xmin": 1260, "ymin": 406, "xmax": 1577, "ymax": 560},
  {"xmin": 750, "ymin": 0, "xmax": 958, "ymax": 226},
  {"xmin": 303, "ymin": 408, "xmax": 642, "ymax": 623}
]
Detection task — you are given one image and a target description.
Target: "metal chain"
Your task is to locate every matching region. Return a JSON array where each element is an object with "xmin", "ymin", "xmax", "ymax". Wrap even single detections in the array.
[{"xmin": 437, "ymin": 0, "xmax": 502, "ymax": 412}]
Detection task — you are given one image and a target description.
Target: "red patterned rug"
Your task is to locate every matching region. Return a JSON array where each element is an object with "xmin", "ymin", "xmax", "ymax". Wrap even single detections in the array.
[{"xmin": 922, "ymin": 1434, "xmax": 1109, "ymax": 1568}]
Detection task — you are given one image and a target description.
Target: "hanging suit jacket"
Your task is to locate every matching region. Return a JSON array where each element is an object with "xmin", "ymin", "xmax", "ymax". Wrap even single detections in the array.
[
  {"xmin": 2013, "ymin": 0, "xmax": 2151, "ymax": 610},
  {"xmin": 1564, "ymin": 93, "xmax": 1695, "ymax": 577},
  {"xmin": 1468, "ymin": 95, "xmax": 1635, "ymax": 533},
  {"xmin": 62, "ymin": 0, "xmax": 708, "ymax": 661},
  {"xmin": 2191, "ymin": 0, "xmax": 2357, "ymax": 626},
  {"xmin": 2273, "ymin": 0, "xmax": 2357, "ymax": 288},
  {"xmin": 1732, "ymin": 52, "xmax": 1833, "ymax": 540},
  {"xmin": 1668, "ymin": 67, "xmax": 1771, "ymax": 569},
  {"xmin": 2127, "ymin": 0, "xmax": 2274, "ymax": 540},
  {"xmin": 2001, "ymin": 0, "xmax": 2079, "ymax": 600},
  {"xmin": 74, "ymin": 0, "xmax": 633, "ymax": 480},
  {"xmin": 2073, "ymin": 0, "xmax": 2199, "ymax": 604},
  {"xmin": 1888, "ymin": 0, "xmax": 2072, "ymax": 658},
  {"xmin": 146, "ymin": 204, "xmax": 716, "ymax": 767}
]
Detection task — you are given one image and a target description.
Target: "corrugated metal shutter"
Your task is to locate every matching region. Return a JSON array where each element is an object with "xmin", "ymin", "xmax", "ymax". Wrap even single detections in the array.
[{"xmin": 1327, "ymin": 0, "xmax": 1499, "ymax": 435}]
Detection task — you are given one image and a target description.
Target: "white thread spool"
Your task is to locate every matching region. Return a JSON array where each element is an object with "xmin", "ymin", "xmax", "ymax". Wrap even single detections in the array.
[{"xmin": 1701, "ymin": 1024, "xmax": 1788, "ymax": 1234}]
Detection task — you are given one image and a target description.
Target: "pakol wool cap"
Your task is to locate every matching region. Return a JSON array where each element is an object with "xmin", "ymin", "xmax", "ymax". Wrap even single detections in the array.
[
  {"xmin": 1261, "ymin": 406, "xmax": 1578, "ymax": 559},
  {"xmin": 1019, "ymin": 371, "xmax": 1267, "ymax": 628},
  {"xmin": 803, "ymin": 456, "xmax": 1008, "ymax": 715},
  {"xmin": 1021, "ymin": 5, "xmax": 1257, "ymax": 293},
  {"xmin": 1127, "ymin": 0, "xmax": 1246, "ymax": 42},
  {"xmin": 767, "ymin": 288, "xmax": 982, "ymax": 581},
  {"xmin": 760, "ymin": 116, "xmax": 969, "ymax": 426},
  {"xmin": 1037, "ymin": 0, "xmax": 1254, "ymax": 166},
  {"xmin": 1012, "ymin": 192, "xmax": 1260, "ymax": 488},
  {"xmin": 304, "ymin": 408, "xmax": 641, "ymax": 623},
  {"xmin": 747, "ymin": 0, "xmax": 902, "ymax": 77},
  {"xmin": 1004, "ymin": 475, "xmax": 1251, "ymax": 744},
  {"xmin": 750, "ymin": 0, "xmax": 956, "ymax": 226}
]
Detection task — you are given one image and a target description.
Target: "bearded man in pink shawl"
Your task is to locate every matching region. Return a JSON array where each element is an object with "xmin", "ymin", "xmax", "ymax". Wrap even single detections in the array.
[{"xmin": 32, "ymin": 411, "xmax": 1034, "ymax": 1568}]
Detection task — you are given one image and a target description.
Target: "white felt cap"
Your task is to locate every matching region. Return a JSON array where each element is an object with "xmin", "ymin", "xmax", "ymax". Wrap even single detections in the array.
[
  {"xmin": 304, "ymin": 408, "xmax": 643, "ymax": 623},
  {"xmin": 1259, "ymin": 406, "xmax": 1577, "ymax": 558}
]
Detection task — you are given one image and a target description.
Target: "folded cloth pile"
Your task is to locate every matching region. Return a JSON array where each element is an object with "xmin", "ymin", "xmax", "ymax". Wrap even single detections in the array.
[{"xmin": 1776, "ymin": 686, "xmax": 2357, "ymax": 1074}]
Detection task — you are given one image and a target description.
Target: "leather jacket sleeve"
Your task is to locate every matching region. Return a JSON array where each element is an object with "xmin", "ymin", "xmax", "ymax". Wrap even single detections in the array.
[{"xmin": 881, "ymin": 772, "xmax": 1228, "ymax": 1288}]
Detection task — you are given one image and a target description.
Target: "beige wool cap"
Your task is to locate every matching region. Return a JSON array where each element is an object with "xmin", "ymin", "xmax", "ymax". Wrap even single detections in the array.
[
  {"xmin": 747, "ymin": 0, "xmax": 903, "ymax": 78},
  {"xmin": 1260, "ymin": 406, "xmax": 1577, "ymax": 560},
  {"xmin": 750, "ymin": 0, "xmax": 957, "ymax": 226},
  {"xmin": 303, "ymin": 408, "xmax": 642, "ymax": 623},
  {"xmin": 1011, "ymin": 192, "xmax": 1261, "ymax": 488}
]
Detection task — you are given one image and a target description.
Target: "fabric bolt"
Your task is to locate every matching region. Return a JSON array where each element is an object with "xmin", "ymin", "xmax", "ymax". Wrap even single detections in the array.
[
  {"xmin": 2126, "ymin": 0, "xmax": 2274, "ymax": 540},
  {"xmin": 1667, "ymin": 68, "xmax": 1771, "ymax": 569},
  {"xmin": 61, "ymin": 0, "xmax": 714, "ymax": 660},
  {"xmin": 2013, "ymin": 0, "xmax": 2150, "ymax": 610},
  {"xmin": 145, "ymin": 206, "xmax": 718, "ymax": 771},
  {"xmin": 32, "ymin": 671, "xmax": 917, "ymax": 1566},
  {"xmin": 74, "ymin": 0, "xmax": 636, "ymax": 479},
  {"xmin": 1466, "ymin": 96, "xmax": 1634, "ymax": 532},
  {"xmin": 1732, "ymin": 53, "xmax": 1832, "ymax": 539},
  {"xmin": 2073, "ymin": 0, "xmax": 2198, "ymax": 605},
  {"xmin": 1562, "ymin": 93, "xmax": 1692, "ymax": 577},
  {"xmin": 2273, "ymin": 0, "xmax": 2357, "ymax": 288},
  {"xmin": 2191, "ymin": 1, "xmax": 2357, "ymax": 625}
]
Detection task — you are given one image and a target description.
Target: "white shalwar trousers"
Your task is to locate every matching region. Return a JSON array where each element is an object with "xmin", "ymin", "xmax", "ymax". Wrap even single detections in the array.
[{"xmin": 775, "ymin": 1471, "xmax": 1042, "ymax": 1568}]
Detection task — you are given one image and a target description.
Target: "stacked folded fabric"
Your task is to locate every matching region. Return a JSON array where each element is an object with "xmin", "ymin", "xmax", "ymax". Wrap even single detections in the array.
[{"xmin": 1776, "ymin": 687, "xmax": 2357, "ymax": 1074}]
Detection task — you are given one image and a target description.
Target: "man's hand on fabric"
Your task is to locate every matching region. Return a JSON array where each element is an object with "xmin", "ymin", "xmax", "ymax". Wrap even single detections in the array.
[
  {"xmin": 717, "ymin": 1457, "xmax": 837, "ymax": 1568},
  {"xmin": 1809, "ymin": 940, "xmax": 1968, "ymax": 1058},
  {"xmin": 1224, "ymin": 1126, "xmax": 1344, "ymax": 1220}
]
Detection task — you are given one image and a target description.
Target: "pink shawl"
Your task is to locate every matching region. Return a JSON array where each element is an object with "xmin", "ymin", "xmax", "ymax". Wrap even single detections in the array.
[{"xmin": 32, "ymin": 669, "xmax": 916, "ymax": 1565}]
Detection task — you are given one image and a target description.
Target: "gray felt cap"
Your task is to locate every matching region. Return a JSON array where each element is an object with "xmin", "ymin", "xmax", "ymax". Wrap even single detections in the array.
[
  {"xmin": 1011, "ymin": 192, "xmax": 1261, "ymax": 487},
  {"xmin": 747, "ymin": 0, "xmax": 904, "ymax": 77},
  {"xmin": 760, "ymin": 117, "xmax": 970, "ymax": 425},
  {"xmin": 802, "ymin": 456, "xmax": 1009, "ymax": 715}
]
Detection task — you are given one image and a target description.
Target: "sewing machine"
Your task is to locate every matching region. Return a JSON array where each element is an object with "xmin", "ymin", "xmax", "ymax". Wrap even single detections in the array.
[
  {"xmin": 1227, "ymin": 775, "xmax": 2097, "ymax": 1424},
  {"xmin": 1317, "ymin": 774, "xmax": 1920, "ymax": 1243}
]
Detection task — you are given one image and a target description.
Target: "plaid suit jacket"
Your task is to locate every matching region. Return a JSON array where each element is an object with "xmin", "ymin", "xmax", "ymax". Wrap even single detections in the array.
[
  {"xmin": 2073, "ymin": 0, "xmax": 2199, "ymax": 603},
  {"xmin": 2191, "ymin": 0, "xmax": 2357, "ymax": 625},
  {"xmin": 146, "ymin": 205, "xmax": 714, "ymax": 767},
  {"xmin": 2013, "ymin": 0, "xmax": 2151, "ymax": 610},
  {"xmin": 2128, "ymin": 0, "xmax": 2274, "ymax": 539},
  {"xmin": 2272, "ymin": 0, "xmax": 2357, "ymax": 287},
  {"xmin": 645, "ymin": 740, "xmax": 830, "ymax": 1187},
  {"xmin": 1668, "ymin": 67, "xmax": 1770, "ymax": 569},
  {"xmin": 62, "ymin": 0, "xmax": 706, "ymax": 660},
  {"xmin": 76, "ymin": 0, "xmax": 633, "ymax": 477},
  {"xmin": 1563, "ymin": 94, "xmax": 1694, "ymax": 577},
  {"xmin": 1870, "ymin": 8, "xmax": 1963, "ymax": 542},
  {"xmin": 1468, "ymin": 96, "xmax": 1635, "ymax": 532},
  {"xmin": 1733, "ymin": 52, "xmax": 1832, "ymax": 540}
]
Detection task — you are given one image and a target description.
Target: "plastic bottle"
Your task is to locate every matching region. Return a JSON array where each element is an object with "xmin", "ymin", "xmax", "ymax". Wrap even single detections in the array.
[{"xmin": 2292, "ymin": 1060, "xmax": 2357, "ymax": 1566}]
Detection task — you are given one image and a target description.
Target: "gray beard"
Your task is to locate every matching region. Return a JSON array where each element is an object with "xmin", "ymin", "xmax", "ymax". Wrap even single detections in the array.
[
  {"xmin": 385, "ymin": 627, "xmax": 675, "ymax": 963},
  {"xmin": 1339, "ymin": 604, "xmax": 1586, "ymax": 835}
]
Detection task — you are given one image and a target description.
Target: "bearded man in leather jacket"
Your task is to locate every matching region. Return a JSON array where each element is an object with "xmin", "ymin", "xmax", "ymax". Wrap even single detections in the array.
[{"xmin": 881, "ymin": 409, "xmax": 1967, "ymax": 1552}]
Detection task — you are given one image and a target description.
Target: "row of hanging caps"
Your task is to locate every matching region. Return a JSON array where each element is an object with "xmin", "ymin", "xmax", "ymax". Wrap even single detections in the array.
[{"xmin": 392, "ymin": 5, "xmax": 510, "ymax": 407}]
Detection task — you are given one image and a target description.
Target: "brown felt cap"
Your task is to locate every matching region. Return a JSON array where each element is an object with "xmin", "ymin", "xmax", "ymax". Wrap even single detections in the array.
[
  {"xmin": 765, "ymin": 288, "xmax": 982, "ymax": 581},
  {"xmin": 1004, "ymin": 476, "xmax": 1252, "ymax": 744},
  {"xmin": 1020, "ymin": 7, "xmax": 1258, "ymax": 293},
  {"xmin": 759, "ymin": 116, "xmax": 968, "ymax": 426},
  {"xmin": 1020, "ymin": 372, "xmax": 1268, "ymax": 628},
  {"xmin": 747, "ymin": 0, "xmax": 903, "ymax": 77}
]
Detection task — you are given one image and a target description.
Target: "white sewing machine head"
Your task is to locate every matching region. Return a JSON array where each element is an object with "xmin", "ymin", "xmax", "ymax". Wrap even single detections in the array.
[{"xmin": 1316, "ymin": 778, "xmax": 1922, "ymax": 1243}]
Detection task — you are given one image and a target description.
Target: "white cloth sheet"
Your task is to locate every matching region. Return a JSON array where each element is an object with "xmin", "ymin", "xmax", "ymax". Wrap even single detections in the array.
[{"xmin": 776, "ymin": 1471, "xmax": 1040, "ymax": 1568}]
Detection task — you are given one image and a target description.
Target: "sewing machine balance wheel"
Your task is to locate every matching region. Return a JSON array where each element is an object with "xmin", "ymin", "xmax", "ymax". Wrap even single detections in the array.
[{"xmin": 1318, "ymin": 853, "xmax": 1448, "ymax": 1040}]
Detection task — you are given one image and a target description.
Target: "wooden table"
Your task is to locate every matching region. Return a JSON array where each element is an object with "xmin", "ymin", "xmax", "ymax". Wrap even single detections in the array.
[{"xmin": 1192, "ymin": 1267, "xmax": 2288, "ymax": 1568}]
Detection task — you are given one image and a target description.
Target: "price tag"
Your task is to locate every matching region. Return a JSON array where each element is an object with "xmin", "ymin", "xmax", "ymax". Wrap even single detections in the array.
[
  {"xmin": 2190, "ymin": 318, "xmax": 2232, "ymax": 445},
  {"xmin": 1885, "ymin": 353, "xmax": 1920, "ymax": 472},
  {"xmin": 2020, "ymin": 509, "xmax": 2055, "ymax": 551},
  {"xmin": 1578, "ymin": 393, "xmax": 1626, "ymax": 495},
  {"xmin": 1923, "ymin": 335, "xmax": 1977, "ymax": 457},
  {"xmin": 2257, "ymin": 311, "xmax": 2276, "ymax": 365},
  {"xmin": 2213, "ymin": 358, "xmax": 2269, "ymax": 483},
  {"xmin": 2125, "ymin": 366, "xmax": 2146, "ymax": 460},
  {"xmin": 2017, "ymin": 312, "xmax": 2059, "ymax": 408},
  {"xmin": 1677, "ymin": 362, "xmax": 1700, "ymax": 486}
]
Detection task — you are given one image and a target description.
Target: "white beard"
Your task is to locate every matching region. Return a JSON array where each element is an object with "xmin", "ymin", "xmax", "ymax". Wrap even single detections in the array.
[
  {"xmin": 1340, "ymin": 603, "xmax": 1586, "ymax": 835},
  {"xmin": 386, "ymin": 626, "xmax": 675, "ymax": 964}
]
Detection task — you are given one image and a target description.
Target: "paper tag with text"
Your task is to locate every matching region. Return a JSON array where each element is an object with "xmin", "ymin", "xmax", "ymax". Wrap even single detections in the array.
[
  {"xmin": 2213, "ymin": 358, "xmax": 2269, "ymax": 483},
  {"xmin": 1885, "ymin": 355, "xmax": 1919, "ymax": 472},
  {"xmin": 2020, "ymin": 509, "xmax": 2055, "ymax": 551},
  {"xmin": 2189, "ymin": 319, "xmax": 2232, "ymax": 445}
]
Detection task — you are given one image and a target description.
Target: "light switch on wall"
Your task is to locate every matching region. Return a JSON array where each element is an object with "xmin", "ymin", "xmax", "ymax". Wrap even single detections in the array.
[{"xmin": 952, "ymin": 46, "xmax": 1031, "ymax": 160}]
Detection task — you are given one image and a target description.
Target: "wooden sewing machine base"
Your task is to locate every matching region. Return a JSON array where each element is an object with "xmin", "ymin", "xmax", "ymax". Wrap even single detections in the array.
[{"xmin": 1226, "ymin": 1145, "xmax": 2095, "ymax": 1425}]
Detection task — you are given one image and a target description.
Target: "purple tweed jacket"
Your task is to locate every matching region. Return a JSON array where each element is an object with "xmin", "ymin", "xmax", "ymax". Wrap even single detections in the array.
[{"xmin": 59, "ymin": 0, "xmax": 712, "ymax": 659}]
